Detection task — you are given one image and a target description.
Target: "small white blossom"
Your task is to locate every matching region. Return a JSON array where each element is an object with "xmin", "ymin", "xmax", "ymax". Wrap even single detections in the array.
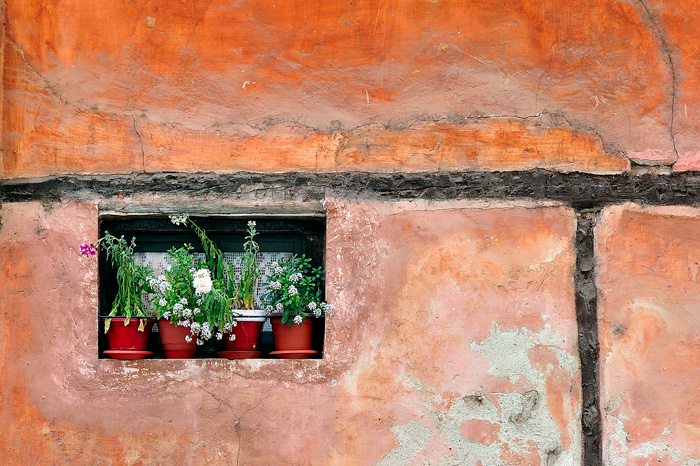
[
  {"xmin": 170, "ymin": 214, "xmax": 188, "ymax": 225},
  {"xmin": 293, "ymin": 315, "xmax": 303, "ymax": 325},
  {"xmin": 314, "ymin": 309, "xmax": 322, "ymax": 318},
  {"xmin": 288, "ymin": 285, "xmax": 298, "ymax": 297},
  {"xmin": 308, "ymin": 302, "xmax": 317, "ymax": 310},
  {"xmin": 159, "ymin": 298, "xmax": 167, "ymax": 306},
  {"xmin": 322, "ymin": 303, "xmax": 334, "ymax": 313},
  {"xmin": 185, "ymin": 335, "xmax": 192, "ymax": 343},
  {"xmin": 173, "ymin": 303, "xmax": 184, "ymax": 312},
  {"xmin": 269, "ymin": 281, "xmax": 282, "ymax": 290},
  {"xmin": 193, "ymin": 268, "xmax": 212, "ymax": 294},
  {"xmin": 216, "ymin": 332, "xmax": 223, "ymax": 340},
  {"xmin": 183, "ymin": 308, "xmax": 192, "ymax": 318},
  {"xmin": 275, "ymin": 303, "xmax": 284, "ymax": 312},
  {"xmin": 180, "ymin": 297, "xmax": 188, "ymax": 305},
  {"xmin": 196, "ymin": 298, "xmax": 203, "ymax": 306},
  {"xmin": 289, "ymin": 272, "xmax": 302, "ymax": 283},
  {"xmin": 193, "ymin": 307, "xmax": 201, "ymax": 315},
  {"xmin": 228, "ymin": 334, "xmax": 236, "ymax": 341},
  {"xmin": 162, "ymin": 311, "xmax": 171, "ymax": 320},
  {"xmin": 232, "ymin": 320, "xmax": 237, "ymax": 327},
  {"xmin": 196, "ymin": 339, "xmax": 203, "ymax": 345},
  {"xmin": 274, "ymin": 266, "xmax": 284, "ymax": 274}
]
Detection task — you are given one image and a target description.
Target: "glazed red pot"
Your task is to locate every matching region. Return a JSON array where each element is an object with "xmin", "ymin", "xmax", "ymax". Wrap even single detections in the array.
[
  {"xmin": 105, "ymin": 317, "xmax": 154, "ymax": 350},
  {"xmin": 158, "ymin": 318, "xmax": 196, "ymax": 358},
  {"xmin": 224, "ymin": 320, "xmax": 264, "ymax": 351},
  {"xmin": 270, "ymin": 316, "xmax": 313, "ymax": 351}
]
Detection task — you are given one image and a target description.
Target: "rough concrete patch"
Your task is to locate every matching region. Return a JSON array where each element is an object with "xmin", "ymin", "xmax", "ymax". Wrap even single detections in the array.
[
  {"xmin": 605, "ymin": 410, "xmax": 700, "ymax": 466},
  {"xmin": 379, "ymin": 323, "xmax": 581, "ymax": 465},
  {"xmin": 470, "ymin": 325, "xmax": 539, "ymax": 384},
  {"xmin": 377, "ymin": 421, "xmax": 433, "ymax": 466}
]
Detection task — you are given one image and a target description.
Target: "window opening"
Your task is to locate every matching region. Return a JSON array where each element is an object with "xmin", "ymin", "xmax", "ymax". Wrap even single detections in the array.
[{"xmin": 98, "ymin": 215, "xmax": 326, "ymax": 359}]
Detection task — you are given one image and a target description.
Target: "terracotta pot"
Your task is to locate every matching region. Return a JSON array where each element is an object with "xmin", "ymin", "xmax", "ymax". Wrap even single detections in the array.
[
  {"xmin": 105, "ymin": 317, "xmax": 154, "ymax": 351},
  {"xmin": 224, "ymin": 309, "xmax": 266, "ymax": 352},
  {"xmin": 224, "ymin": 321, "xmax": 264, "ymax": 351},
  {"xmin": 158, "ymin": 318, "xmax": 196, "ymax": 358},
  {"xmin": 270, "ymin": 316, "xmax": 313, "ymax": 351}
]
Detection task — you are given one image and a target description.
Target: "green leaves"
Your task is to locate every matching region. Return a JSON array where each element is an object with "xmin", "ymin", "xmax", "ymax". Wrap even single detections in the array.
[
  {"xmin": 96, "ymin": 232, "xmax": 154, "ymax": 333},
  {"xmin": 234, "ymin": 221, "xmax": 261, "ymax": 310},
  {"xmin": 263, "ymin": 254, "xmax": 327, "ymax": 326}
]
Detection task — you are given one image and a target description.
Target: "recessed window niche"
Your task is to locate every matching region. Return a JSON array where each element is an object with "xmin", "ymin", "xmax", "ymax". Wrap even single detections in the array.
[{"xmin": 97, "ymin": 215, "xmax": 326, "ymax": 359}]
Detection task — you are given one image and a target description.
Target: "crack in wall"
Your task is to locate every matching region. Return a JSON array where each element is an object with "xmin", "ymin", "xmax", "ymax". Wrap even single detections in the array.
[
  {"xmin": 132, "ymin": 116, "xmax": 145, "ymax": 172},
  {"xmin": 636, "ymin": 0, "xmax": 679, "ymax": 164},
  {"xmin": 3, "ymin": 35, "xmax": 628, "ymax": 167}
]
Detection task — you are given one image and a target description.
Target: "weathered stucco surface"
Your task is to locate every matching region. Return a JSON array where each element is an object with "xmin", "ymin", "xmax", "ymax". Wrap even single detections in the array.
[
  {"xmin": 13, "ymin": 0, "xmax": 700, "ymax": 176},
  {"xmin": 0, "ymin": 199, "xmax": 581, "ymax": 465},
  {"xmin": 597, "ymin": 205, "xmax": 700, "ymax": 465}
]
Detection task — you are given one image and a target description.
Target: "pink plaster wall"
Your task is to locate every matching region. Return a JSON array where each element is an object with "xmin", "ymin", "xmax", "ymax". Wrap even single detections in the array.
[
  {"xmin": 0, "ymin": 199, "xmax": 581, "ymax": 465},
  {"xmin": 597, "ymin": 205, "xmax": 700, "ymax": 465}
]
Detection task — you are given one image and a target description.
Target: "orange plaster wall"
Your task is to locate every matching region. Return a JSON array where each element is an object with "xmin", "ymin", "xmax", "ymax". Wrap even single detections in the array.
[
  {"xmin": 0, "ymin": 199, "xmax": 581, "ymax": 465},
  {"xmin": 10, "ymin": 0, "xmax": 700, "ymax": 177}
]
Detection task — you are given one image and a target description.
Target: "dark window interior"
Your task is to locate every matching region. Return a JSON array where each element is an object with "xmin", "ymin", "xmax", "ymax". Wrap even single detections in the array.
[{"xmin": 98, "ymin": 215, "xmax": 326, "ymax": 359}]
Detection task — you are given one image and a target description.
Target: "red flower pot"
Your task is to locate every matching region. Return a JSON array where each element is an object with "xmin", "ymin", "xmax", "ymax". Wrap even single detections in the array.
[
  {"xmin": 105, "ymin": 317, "xmax": 154, "ymax": 350},
  {"xmin": 270, "ymin": 316, "xmax": 313, "ymax": 351},
  {"xmin": 158, "ymin": 318, "xmax": 196, "ymax": 359},
  {"xmin": 224, "ymin": 320, "xmax": 264, "ymax": 351}
]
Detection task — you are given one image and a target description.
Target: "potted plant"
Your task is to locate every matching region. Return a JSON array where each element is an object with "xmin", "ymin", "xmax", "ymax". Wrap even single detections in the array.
[
  {"xmin": 171, "ymin": 216, "xmax": 267, "ymax": 358},
  {"xmin": 80, "ymin": 234, "xmax": 156, "ymax": 359},
  {"xmin": 150, "ymin": 243, "xmax": 230, "ymax": 358},
  {"xmin": 264, "ymin": 255, "xmax": 333, "ymax": 358}
]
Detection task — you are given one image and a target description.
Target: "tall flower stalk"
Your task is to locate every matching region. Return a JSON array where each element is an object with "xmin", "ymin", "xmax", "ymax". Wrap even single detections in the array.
[
  {"xmin": 170, "ymin": 215, "xmax": 262, "ymax": 333},
  {"xmin": 234, "ymin": 221, "xmax": 261, "ymax": 310}
]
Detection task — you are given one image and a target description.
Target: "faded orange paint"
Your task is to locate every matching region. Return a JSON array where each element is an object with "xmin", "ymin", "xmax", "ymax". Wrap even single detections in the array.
[
  {"xmin": 3, "ymin": 0, "xmax": 691, "ymax": 177},
  {"xmin": 597, "ymin": 205, "xmax": 700, "ymax": 464}
]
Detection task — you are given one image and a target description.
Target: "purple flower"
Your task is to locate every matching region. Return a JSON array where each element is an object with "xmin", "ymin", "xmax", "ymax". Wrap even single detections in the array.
[{"xmin": 80, "ymin": 243, "xmax": 97, "ymax": 256}]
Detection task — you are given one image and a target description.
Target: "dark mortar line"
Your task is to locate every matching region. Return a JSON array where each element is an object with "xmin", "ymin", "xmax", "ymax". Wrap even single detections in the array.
[
  {"xmin": 575, "ymin": 210, "xmax": 602, "ymax": 466},
  {"xmin": 637, "ymin": 0, "xmax": 679, "ymax": 161},
  {"xmin": 4, "ymin": 171, "xmax": 700, "ymax": 206}
]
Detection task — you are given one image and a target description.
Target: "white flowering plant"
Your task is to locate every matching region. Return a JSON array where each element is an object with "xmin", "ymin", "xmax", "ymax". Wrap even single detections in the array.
[
  {"xmin": 170, "ymin": 214, "xmax": 261, "ymax": 331},
  {"xmin": 263, "ymin": 255, "xmax": 333, "ymax": 326},
  {"xmin": 150, "ymin": 244, "xmax": 232, "ymax": 345}
]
